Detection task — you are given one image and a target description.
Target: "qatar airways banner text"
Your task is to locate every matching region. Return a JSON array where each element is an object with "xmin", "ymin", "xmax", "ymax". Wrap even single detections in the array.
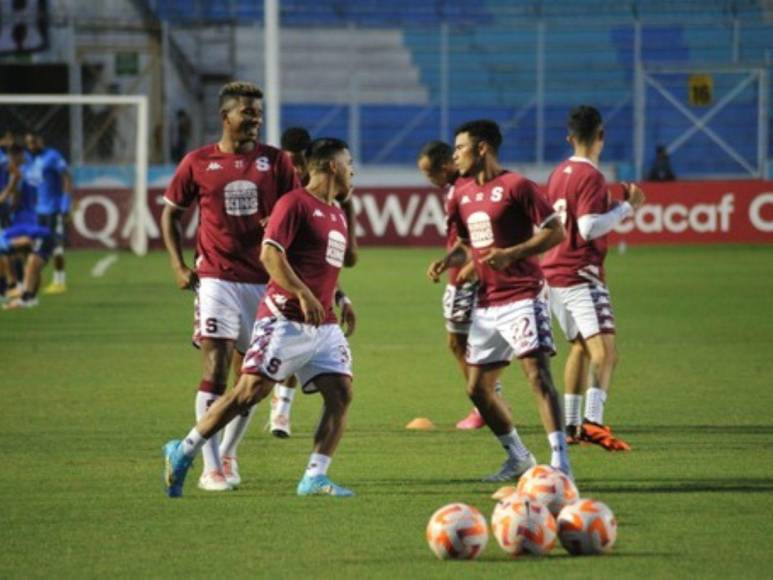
[{"xmin": 67, "ymin": 181, "xmax": 773, "ymax": 250}]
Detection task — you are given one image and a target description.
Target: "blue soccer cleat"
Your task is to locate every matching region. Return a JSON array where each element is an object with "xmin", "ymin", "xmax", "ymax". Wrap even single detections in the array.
[
  {"xmin": 163, "ymin": 439, "xmax": 193, "ymax": 498},
  {"xmin": 297, "ymin": 474, "xmax": 354, "ymax": 497}
]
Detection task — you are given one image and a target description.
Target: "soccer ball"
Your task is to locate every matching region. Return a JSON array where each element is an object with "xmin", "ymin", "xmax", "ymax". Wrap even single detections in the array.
[
  {"xmin": 426, "ymin": 503, "xmax": 488, "ymax": 560},
  {"xmin": 491, "ymin": 494, "xmax": 557, "ymax": 557},
  {"xmin": 516, "ymin": 465, "xmax": 579, "ymax": 516},
  {"xmin": 557, "ymin": 499, "xmax": 618, "ymax": 555}
]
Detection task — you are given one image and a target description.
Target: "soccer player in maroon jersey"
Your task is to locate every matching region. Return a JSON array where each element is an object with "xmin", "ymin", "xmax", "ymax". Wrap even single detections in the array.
[
  {"xmin": 419, "ymin": 140, "xmax": 505, "ymax": 431},
  {"xmin": 163, "ymin": 138, "xmax": 357, "ymax": 498},
  {"xmin": 429, "ymin": 120, "xmax": 572, "ymax": 480},
  {"xmin": 161, "ymin": 82, "xmax": 300, "ymax": 492},
  {"xmin": 265, "ymin": 127, "xmax": 358, "ymax": 438},
  {"xmin": 541, "ymin": 106, "xmax": 645, "ymax": 451}
]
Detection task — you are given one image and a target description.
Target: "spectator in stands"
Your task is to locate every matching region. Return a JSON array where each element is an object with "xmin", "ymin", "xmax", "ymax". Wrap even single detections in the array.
[
  {"xmin": 647, "ymin": 145, "xmax": 676, "ymax": 182},
  {"xmin": 171, "ymin": 109, "xmax": 192, "ymax": 163}
]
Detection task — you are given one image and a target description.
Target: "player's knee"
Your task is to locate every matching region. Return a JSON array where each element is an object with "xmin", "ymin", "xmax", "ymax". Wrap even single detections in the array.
[
  {"xmin": 325, "ymin": 380, "xmax": 353, "ymax": 411},
  {"xmin": 523, "ymin": 364, "xmax": 552, "ymax": 394},
  {"xmin": 234, "ymin": 374, "xmax": 271, "ymax": 408},
  {"xmin": 447, "ymin": 333, "xmax": 466, "ymax": 360}
]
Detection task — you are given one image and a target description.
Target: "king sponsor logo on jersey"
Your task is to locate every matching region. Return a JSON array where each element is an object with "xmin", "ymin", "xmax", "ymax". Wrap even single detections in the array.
[
  {"xmin": 325, "ymin": 230, "xmax": 347, "ymax": 267},
  {"xmin": 223, "ymin": 180, "xmax": 259, "ymax": 216}
]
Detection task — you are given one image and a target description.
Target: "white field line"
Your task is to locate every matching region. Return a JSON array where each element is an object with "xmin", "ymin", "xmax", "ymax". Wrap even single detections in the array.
[{"xmin": 91, "ymin": 253, "xmax": 119, "ymax": 278}]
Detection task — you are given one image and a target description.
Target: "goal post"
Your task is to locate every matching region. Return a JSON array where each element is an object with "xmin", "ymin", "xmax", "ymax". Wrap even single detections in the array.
[{"xmin": 0, "ymin": 94, "xmax": 150, "ymax": 255}]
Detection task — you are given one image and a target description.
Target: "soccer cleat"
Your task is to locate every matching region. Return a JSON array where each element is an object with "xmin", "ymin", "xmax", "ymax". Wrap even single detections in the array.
[
  {"xmin": 482, "ymin": 453, "xmax": 537, "ymax": 482},
  {"xmin": 163, "ymin": 439, "xmax": 193, "ymax": 498},
  {"xmin": 580, "ymin": 420, "xmax": 632, "ymax": 451},
  {"xmin": 5, "ymin": 285, "xmax": 23, "ymax": 299},
  {"xmin": 3, "ymin": 297, "xmax": 38, "ymax": 310},
  {"xmin": 221, "ymin": 455, "xmax": 241, "ymax": 487},
  {"xmin": 269, "ymin": 411, "xmax": 291, "ymax": 438},
  {"xmin": 456, "ymin": 407, "xmax": 486, "ymax": 430},
  {"xmin": 566, "ymin": 424, "xmax": 582, "ymax": 445},
  {"xmin": 297, "ymin": 474, "xmax": 354, "ymax": 497},
  {"xmin": 43, "ymin": 281, "xmax": 67, "ymax": 295},
  {"xmin": 198, "ymin": 470, "xmax": 233, "ymax": 492}
]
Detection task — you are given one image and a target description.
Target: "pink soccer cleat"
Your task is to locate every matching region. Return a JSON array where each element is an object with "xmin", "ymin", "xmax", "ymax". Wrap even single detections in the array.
[{"xmin": 456, "ymin": 407, "xmax": 485, "ymax": 430}]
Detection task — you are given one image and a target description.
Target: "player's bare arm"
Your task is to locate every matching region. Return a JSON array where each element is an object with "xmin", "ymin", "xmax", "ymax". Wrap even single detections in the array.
[
  {"xmin": 260, "ymin": 242, "xmax": 325, "ymax": 326},
  {"xmin": 161, "ymin": 203, "xmax": 198, "ymax": 290},
  {"xmin": 427, "ymin": 239, "xmax": 468, "ymax": 282},
  {"xmin": 335, "ymin": 288, "xmax": 356, "ymax": 337},
  {"xmin": 339, "ymin": 195, "xmax": 358, "ymax": 267},
  {"xmin": 481, "ymin": 217, "xmax": 565, "ymax": 271}
]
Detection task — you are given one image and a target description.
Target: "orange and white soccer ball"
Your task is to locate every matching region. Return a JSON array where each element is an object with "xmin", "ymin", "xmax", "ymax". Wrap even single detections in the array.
[
  {"xmin": 491, "ymin": 494, "xmax": 557, "ymax": 556},
  {"xmin": 516, "ymin": 465, "xmax": 579, "ymax": 516},
  {"xmin": 557, "ymin": 499, "xmax": 618, "ymax": 555},
  {"xmin": 426, "ymin": 503, "xmax": 488, "ymax": 560}
]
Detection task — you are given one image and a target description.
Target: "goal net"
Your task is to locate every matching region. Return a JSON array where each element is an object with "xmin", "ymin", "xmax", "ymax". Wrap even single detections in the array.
[{"xmin": 0, "ymin": 94, "xmax": 149, "ymax": 255}]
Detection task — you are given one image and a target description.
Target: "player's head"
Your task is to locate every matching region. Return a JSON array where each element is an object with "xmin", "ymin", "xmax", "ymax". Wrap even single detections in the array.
[
  {"xmin": 0, "ymin": 129, "xmax": 13, "ymax": 149},
  {"xmin": 417, "ymin": 140, "xmax": 456, "ymax": 188},
  {"xmin": 306, "ymin": 137, "xmax": 353, "ymax": 200},
  {"xmin": 24, "ymin": 130, "xmax": 43, "ymax": 153},
  {"xmin": 453, "ymin": 120, "xmax": 502, "ymax": 176},
  {"xmin": 218, "ymin": 81, "xmax": 263, "ymax": 144},
  {"xmin": 281, "ymin": 126, "xmax": 312, "ymax": 179},
  {"xmin": 567, "ymin": 105, "xmax": 604, "ymax": 155}
]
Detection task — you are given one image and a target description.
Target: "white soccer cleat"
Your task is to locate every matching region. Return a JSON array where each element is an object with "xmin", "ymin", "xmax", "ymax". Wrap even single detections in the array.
[
  {"xmin": 482, "ymin": 453, "xmax": 537, "ymax": 482},
  {"xmin": 269, "ymin": 410, "xmax": 291, "ymax": 439},
  {"xmin": 197, "ymin": 470, "xmax": 233, "ymax": 492},
  {"xmin": 221, "ymin": 456, "xmax": 241, "ymax": 488}
]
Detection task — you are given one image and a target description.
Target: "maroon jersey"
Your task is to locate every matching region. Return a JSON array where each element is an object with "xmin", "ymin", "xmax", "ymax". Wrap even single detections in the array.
[
  {"xmin": 164, "ymin": 143, "xmax": 300, "ymax": 284},
  {"xmin": 443, "ymin": 176, "xmax": 469, "ymax": 285},
  {"xmin": 541, "ymin": 157, "xmax": 611, "ymax": 287},
  {"xmin": 259, "ymin": 188, "xmax": 348, "ymax": 324},
  {"xmin": 448, "ymin": 171, "xmax": 557, "ymax": 307}
]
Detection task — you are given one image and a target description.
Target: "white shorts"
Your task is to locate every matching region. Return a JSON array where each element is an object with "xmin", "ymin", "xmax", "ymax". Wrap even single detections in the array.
[
  {"xmin": 466, "ymin": 295, "xmax": 556, "ymax": 366},
  {"xmin": 193, "ymin": 278, "xmax": 266, "ymax": 353},
  {"xmin": 442, "ymin": 282, "xmax": 477, "ymax": 334},
  {"xmin": 548, "ymin": 282, "xmax": 616, "ymax": 342},
  {"xmin": 242, "ymin": 318, "xmax": 353, "ymax": 393}
]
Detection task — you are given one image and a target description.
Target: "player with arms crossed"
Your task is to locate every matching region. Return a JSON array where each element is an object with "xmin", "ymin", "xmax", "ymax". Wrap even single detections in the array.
[
  {"xmin": 161, "ymin": 81, "xmax": 300, "ymax": 491},
  {"xmin": 429, "ymin": 120, "xmax": 572, "ymax": 480},
  {"xmin": 541, "ymin": 106, "xmax": 645, "ymax": 451},
  {"xmin": 163, "ymin": 138, "xmax": 357, "ymax": 498},
  {"xmin": 419, "ymin": 140, "xmax": 506, "ymax": 430}
]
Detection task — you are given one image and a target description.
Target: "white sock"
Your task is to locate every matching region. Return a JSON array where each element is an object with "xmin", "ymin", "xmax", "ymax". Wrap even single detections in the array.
[
  {"xmin": 54, "ymin": 270, "xmax": 65, "ymax": 285},
  {"xmin": 548, "ymin": 430, "xmax": 569, "ymax": 471},
  {"xmin": 305, "ymin": 453, "xmax": 331, "ymax": 477},
  {"xmin": 181, "ymin": 428, "xmax": 207, "ymax": 458},
  {"xmin": 584, "ymin": 387, "xmax": 607, "ymax": 424},
  {"xmin": 220, "ymin": 405, "xmax": 257, "ymax": 458},
  {"xmin": 272, "ymin": 384, "xmax": 296, "ymax": 416},
  {"xmin": 497, "ymin": 429, "xmax": 531, "ymax": 461},
  {"xmin": 195, "ymin": 392, "xmax": 222, "ymax": 472},
  {"xmin": 564, "ymin": 394, "xmax": 582, "ymax": 427}
]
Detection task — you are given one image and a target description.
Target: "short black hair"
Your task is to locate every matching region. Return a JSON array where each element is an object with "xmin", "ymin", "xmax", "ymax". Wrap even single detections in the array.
[
  {"xmin": 8, "ymin": 143, "xmax": 24, "ymax": 156},
  {"xmin": 568, "ymin": 106, "xmax": 603, "ymax": 145},
  {"xmin": 218, "ymin": 81, "xmax": 263, "ymax": 112},
  {"xmin": 454, "ymin": 119, "xmax": 502, "ymax": 153},
  {"xmin": 281, "ymin": 127, "xmax": 312, "ymax": 154},
  {"xmin": 306, "ymin": 137, "xmax": 349, "ymax": 173},
  {"xmin": 417, "ymin": 140, "xmax": 452, "ymax": 169}
]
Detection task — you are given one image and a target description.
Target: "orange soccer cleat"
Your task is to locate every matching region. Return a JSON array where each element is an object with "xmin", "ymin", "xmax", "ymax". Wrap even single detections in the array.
[{"xmin": 580, "ymin": 421, "xmax": 631, "ymax": 451}]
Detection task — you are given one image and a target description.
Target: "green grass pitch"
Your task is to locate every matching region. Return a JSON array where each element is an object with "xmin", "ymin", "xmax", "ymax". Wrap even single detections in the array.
[{"xmin": 1, "ymin": 246, "xmax": 772, "ymax": 579}]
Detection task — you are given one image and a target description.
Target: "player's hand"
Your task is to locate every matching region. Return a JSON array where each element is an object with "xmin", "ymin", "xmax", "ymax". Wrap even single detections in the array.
[
  {"xmin": 621, "ymin": 182, "xmax": 646, "ymax": 210},
  {"xmin": 299, "ymin": 290, "xmax": 325, "ymax": 327},
  {"xmin": 339, "ymin": 300, "xmax": 356, "ymax": 337},
  {"xmin": 174, "ymin": 265, "xmax": 199, "ymax": 291},
  {"xmin": 456, "ymin": 261, "xmax": 477, "ymax": 284},
  {"xmin": 427, "ymin": 258, "xmax": 447, "ymax": 283},
  {"xmin": 259, "ymin": 217, "xmax": 270, "ymax": 228},
  {"xmin": 480, "ymin": 247, "xmax": 513, "ymax": 271}
]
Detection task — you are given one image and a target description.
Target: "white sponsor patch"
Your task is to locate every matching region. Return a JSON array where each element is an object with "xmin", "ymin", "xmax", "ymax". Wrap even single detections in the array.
[
  {"xmin": 325, "ymin": 230, "xmax": 347, "ymax": 267},
  {"xmin": 467, "ymin": 211, "xmax": 494, "ymax": 248},
  {"xmin": 224, "ymin": 180, "xmax": 259, "ymax": 216}
]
